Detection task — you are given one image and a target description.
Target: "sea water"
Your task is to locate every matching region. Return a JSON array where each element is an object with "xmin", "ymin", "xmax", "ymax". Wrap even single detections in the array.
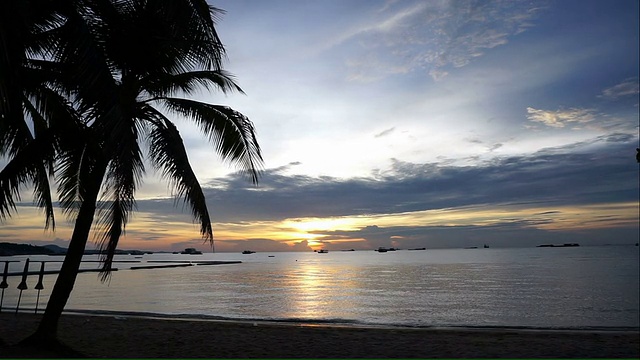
[{"xmin": 1, "ymin": 246, "xmax": 638, "ymax": 329}]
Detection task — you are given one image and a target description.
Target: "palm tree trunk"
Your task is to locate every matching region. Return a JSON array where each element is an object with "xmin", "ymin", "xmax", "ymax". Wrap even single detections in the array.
[{"xmin": 21, "ymin": 164, "xmax": 105, "ymax": 348}]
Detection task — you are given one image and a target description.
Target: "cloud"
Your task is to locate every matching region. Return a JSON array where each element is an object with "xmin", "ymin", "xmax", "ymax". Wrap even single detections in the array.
[
  {"xmin": 131, "ymin": 133, "xmax": 637, "ymax": 228},
  {"xmin": 599, "ymin": 78, "xmax": 640, "ymax": 100},
  {"xmin": 338, "ymin": 0, "xmax": 546, "ymax": 81},
  {"xmin": 374, "ymin": 127, "xmax": 396, "ymax": 138},
  {"xmin": 526, "ymin": 107, "xmax": 597, "ymax": 128}
]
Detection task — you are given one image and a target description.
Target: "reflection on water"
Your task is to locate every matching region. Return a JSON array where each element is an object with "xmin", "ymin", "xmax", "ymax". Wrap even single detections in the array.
[{"xmin": 1, "ymin": 246, "xmax": 638, "ymax": 328}]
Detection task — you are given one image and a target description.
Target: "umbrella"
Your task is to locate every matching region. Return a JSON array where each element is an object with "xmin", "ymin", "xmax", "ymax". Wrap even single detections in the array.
[
  {"xmin": 15, "ymin": 258, "xmax": 29, "ymax": 314},
  {"xmin": 0, "ymin": 261, "xmax": 9, "ymax": 313},
  {"xmin": 34, "ymin": 262, "xmax": 46, "ymax": 314}
]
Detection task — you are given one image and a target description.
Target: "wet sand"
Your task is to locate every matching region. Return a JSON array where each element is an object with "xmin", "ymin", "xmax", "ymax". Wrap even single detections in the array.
[{"xmin": 1, "ymin": 312, "xmax": 638, "ymax": 358}]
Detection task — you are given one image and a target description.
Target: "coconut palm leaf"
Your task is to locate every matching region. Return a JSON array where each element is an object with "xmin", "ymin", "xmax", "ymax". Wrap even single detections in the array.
[
  {"xmin": 159, "ymin": 98, "xmax": 263, "ymax": 184},
  {"xmin": 145, "ymin": 106, "xmax": 213, "ymax": 242},
  {"xmin": 145, "ymin": 70, "xmax": 244, "ymax": 98},
  {"xmin": 0, "ymin": 133, "xmax": 55, "ymax": 222}
]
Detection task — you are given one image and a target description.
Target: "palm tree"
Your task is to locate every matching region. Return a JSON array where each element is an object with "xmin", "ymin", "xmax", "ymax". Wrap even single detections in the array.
[{"xmin": 1, "ymin": 0, "xmax": 263, "ymax": 348}]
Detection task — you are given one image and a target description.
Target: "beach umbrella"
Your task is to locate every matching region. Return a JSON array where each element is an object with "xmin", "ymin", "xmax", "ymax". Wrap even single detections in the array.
[
  {"xmin": 34, "ymin": 262, "xmax": 46, "ymax": 314},
  {"xmin": 15, "ymin": 258, "xmax": 29, "ymax": 314},
  {"xmin": 0, "ymin": 261, "xmax": 9, "ymax": 313}
]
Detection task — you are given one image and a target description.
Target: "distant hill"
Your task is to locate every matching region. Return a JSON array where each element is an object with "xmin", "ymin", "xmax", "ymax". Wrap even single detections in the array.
[
  {"xmin": 0, "ymin": 242, "xmax": 55, "ymax": 256},
  {"xmin": 0, "ymin": 242, "xmax": 153, "ymax": 256},
  {"xmin": 43, "ymin": 244, "xmax": 67, "ymax": 254}
]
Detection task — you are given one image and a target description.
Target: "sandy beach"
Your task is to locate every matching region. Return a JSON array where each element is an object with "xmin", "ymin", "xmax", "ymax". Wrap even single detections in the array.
[{"xmin": 0, "ymin": 312, "xmax": 638, "ymax": 358}]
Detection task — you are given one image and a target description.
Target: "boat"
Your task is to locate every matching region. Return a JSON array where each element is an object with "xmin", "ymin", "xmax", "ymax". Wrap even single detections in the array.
[
  {"xmin": 242, "ymin": 250, "xmax": 256, "ymax": 254},
  {"xmin": 536, "ymin": 243, "xmax": 580, "ymax": 248},
  {"xmin": 483, "ymin": 244, "xmax": 490, "ymax": 248},
  {"xmin": 375, "ymin": 247, "xmax": 390, "ymax": 252},
  {"xmin": 317, "ymin": 249, "xmax": 329, "ymax": 253},
  {"xmin": 180, "ymin": 248, "xmax": 203, "ymax": 255},
  {"xmin": 408, "ymin": 247, "xmax": 426, "ymax": 250}
]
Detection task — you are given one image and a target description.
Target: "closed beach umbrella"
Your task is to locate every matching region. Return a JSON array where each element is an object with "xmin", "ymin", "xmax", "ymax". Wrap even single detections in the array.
[
  {"xmin": 15, "ymin": 258, "xmax": 29, "ymax": 314},
  {"xmin": 0, "ymin": 261, "xmax": 7, "ymax": 289},
  {"xmin": 0, "ymin": 261, "xmax": 8, "ymax": 313}
]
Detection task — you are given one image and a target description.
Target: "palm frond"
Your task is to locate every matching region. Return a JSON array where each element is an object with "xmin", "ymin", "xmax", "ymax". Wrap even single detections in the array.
[
  {"xmin": 0, "ymin": 133, "xmax": 56, "ymax": 227},
  {"xmin": 145, "ymin": 106, "xmax": 213, "ymax": 242},
  {"xmin": 32, "ymin": 163, "xmax": 56, "ymax": 230},
  {"xmin": 159, "ymin": 98, "xmax": 263, "ymax": 184},
  {"xmin": 55, "ymin": 146, "xmax": 85, "ymax": 216},
  {"xmin": 144, "ymin": 70, "xmax": 244, "ymax": 98},
  {"xmin": 144, "ymin": 0, "xmax": 227, "ymax": 71},
  {"xmin": 51, "ymin": 1, "xmax": 119, "ymax": 113},
  {"xmin": 96, "ymin": 196, "xmax": 129, "ymax": 281}
]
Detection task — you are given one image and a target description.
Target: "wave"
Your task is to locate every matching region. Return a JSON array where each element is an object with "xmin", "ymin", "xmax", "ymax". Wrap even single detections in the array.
[{"xmin": 62, "ymin": 308, "xmax": 640, "ymax": 333}]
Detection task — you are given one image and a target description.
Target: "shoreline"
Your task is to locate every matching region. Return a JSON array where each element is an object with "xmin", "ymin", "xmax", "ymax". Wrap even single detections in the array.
[
  {"xmin": 1, "ymin": 312, "xmax": 638, "ymax": 358},
  {"xmin": 5, "ymin": 307, "xmax": 639, "ymax": 333},
  {"xmin": 58, "ymin": 308, "xmax": 640, "ymax": 333}
]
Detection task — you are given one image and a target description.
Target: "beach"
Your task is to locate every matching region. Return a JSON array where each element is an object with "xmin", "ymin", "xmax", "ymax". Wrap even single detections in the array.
[{"xmin": 1, "ymin": 313, "xmax": 638, "ymax": 358}]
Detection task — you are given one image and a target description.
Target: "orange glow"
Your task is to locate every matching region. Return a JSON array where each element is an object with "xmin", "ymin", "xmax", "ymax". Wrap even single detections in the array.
[{"xmin": 3, "ymin": 201, "xmax": 637, "ymax": 251}]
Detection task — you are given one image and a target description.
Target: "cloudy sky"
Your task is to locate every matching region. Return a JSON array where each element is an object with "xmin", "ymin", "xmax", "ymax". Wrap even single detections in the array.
[{"xmin": 3, "ymin": 0, "xmax": 639, "ymax": 252}]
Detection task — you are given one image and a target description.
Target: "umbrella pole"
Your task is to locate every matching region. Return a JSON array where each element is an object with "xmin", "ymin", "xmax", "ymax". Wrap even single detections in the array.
[
  {"xmin": 34, "ymin": 262, "xmax": 45, "ymax": 314},
  {"xmin": 35, "ymin": 289, "xmax": 41, "ymax": 314}
]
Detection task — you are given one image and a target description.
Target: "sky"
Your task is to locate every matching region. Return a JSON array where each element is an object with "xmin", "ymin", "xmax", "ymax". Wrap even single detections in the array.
[{"xmin": 2, "ymin": 0, "xmax": 639, "ymax": 252}]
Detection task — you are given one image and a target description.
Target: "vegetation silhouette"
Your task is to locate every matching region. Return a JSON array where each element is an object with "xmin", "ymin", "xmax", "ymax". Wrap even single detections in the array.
[{"xmin": 0, "ymin": 0, "xmax": 262, "ymax": 351}]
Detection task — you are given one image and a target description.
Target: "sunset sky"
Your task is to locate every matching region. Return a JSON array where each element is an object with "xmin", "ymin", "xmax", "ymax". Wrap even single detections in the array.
[{"xmin": 2, "ymin": 0, "xmax": 638, "ymax": 252}]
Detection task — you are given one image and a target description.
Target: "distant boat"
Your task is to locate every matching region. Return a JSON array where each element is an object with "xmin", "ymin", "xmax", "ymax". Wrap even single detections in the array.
[
  {"xmin": 341, "ymin": 249, "xmax": 355, "ymax": 252},
  {"xmin": 464, "ymin": 246, "xmax": 478, "ymax": 249},
  {"xmin": 375, "ymin": 247, "xmax": 396, "ymax": 252},
  {"xmin": 180, "ymin": 248, "xmax": 203, "ymax": 255},
  {"xmin": 242, "ymin": 250, "xmax": 256, "ymax": 254},
  {"xmin": 408, "ymin": 247, "xmax": 426, "ymax": 251},
  {"xmin": 317, "ymin": 249, "xmax": 329, "ymax": 253},
  {"xmin": 483, "ymin": 244, "xmax": 490, "ymax": 248},
  {"xmin": 537, "ymin": 243, "xmax": 580, "ymax": 248}
]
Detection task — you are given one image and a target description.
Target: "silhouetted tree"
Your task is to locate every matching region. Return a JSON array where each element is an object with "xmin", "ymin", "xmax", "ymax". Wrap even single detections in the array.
[{"xmin": 0, "ymin": 0, "xmax": 262, "ymax": 348}]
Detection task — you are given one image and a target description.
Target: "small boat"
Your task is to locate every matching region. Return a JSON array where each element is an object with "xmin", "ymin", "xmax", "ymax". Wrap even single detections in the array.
[
  {"xmin": 242, "ymin": 250, "xmax": 256, "ymax": 254},
  {"xmin": 375, "ymin": 247, "xmax": 389, "ymax": 252},
  {"xmin": 317, "ymin": 249, "xmax": 329, "ymax": 253},
  {"xmin": 180, "ymin": 248, "xmax": 203, "ymax": 255},
  {"xmin": 483, "ymin": 244, "xmax": 489, "ymax": 248},
  {"xmin": 537, "ymin": 243, "xmax": 580, "ymax": 248},
  {"xmin": 408, "ymin": 247, "xmax": 426, "ymax": 251}
]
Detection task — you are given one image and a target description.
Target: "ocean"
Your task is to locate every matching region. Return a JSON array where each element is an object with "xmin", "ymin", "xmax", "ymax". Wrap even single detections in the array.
[{"xmin": 1, "ymin": 246, "xmax": 638, "ymax": 330}]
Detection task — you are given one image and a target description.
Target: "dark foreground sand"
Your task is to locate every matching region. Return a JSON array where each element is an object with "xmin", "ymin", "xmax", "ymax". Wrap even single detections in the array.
[{"xmin": 1, "ymin": 313, "xmax": 638, "ymax": 358}]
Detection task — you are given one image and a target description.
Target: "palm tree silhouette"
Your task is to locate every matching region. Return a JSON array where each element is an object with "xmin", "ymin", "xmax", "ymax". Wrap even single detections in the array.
[{"xmin": 1, "ymin": 0, "xmax": 262, "ymax": 348}]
